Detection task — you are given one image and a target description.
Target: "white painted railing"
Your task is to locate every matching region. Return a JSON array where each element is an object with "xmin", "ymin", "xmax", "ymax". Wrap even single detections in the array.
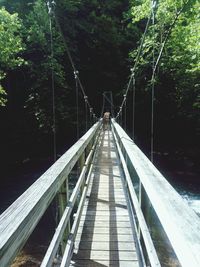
[
  {"xmin": 0, "ymin": 121, "xmax": 101, "ymax": 267},
  {"xmin": 112, "ymin": 119, "xmax": 200, "ymax": 267}
]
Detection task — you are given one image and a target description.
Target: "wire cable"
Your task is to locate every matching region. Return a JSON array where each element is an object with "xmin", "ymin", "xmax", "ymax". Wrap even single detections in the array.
[
  {"xmin": 149, "ymin": 0, "xmax": 188, "ymax": 162},
  {"xmin": 132, "ymin": 73, "xmax": 136, "ymax": 141},
  {"xmin": 124, "ymin": 95, "xmax": 127, "ymax": 131},
  {"xmin": 74, "ymin": 71, "xmax": 79, "ymax": 140},
  {"xmin": 115, "ymin": 11, "xmax": 153, "ymax": 121},
  {"xmin": 52, "ymin": 9, "xmax": 97, "ymax": 122},
  {"xmin": 100, "ymin": 94, "xmax": 105, "ymax": 118},
  {"xmin": 47, "ymin": 0, "xmax": 57, "ymax": 162},
  {"xmin": 150, "ymin": 0, "xmax": 156, "ymax": 163},
  {"xmin": 84, "ymin": 96, "xmax": 88, "ymax": 131},
  {"xmin": 153, "ymin": 0, "xmax": 190, "ymax": 74}
]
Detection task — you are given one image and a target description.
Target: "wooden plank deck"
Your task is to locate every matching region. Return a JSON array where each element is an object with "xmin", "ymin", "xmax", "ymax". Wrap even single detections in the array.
[{"xmin": 70, "ymin": 130, "xmax": 140, "ymax": 267}]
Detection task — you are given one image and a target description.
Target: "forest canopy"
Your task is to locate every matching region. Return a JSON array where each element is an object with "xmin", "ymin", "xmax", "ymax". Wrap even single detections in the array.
[{"xmin": 0, "ymin": 0, "xmax": 199, "ymax": 166}]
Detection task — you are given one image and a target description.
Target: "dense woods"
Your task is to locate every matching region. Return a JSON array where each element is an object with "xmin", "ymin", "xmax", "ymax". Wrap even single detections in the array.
[{"xmin": 0, "ymin": 0, "xmax": 199, "ymax": 173}]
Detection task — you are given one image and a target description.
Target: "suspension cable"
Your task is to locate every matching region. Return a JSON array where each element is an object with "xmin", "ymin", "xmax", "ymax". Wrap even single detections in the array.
[
  {"xmin": 115, "ymin": 10, "xmax": 152, "ymax": 121},
  {"xmin": 52, "ymin": 7, "xmax": 97, "ymax": 122},
  {"xmin": 153, "ymin": 0, "xmax": 190, "ymax": 74},
  {"xmin": 149, "ymin": 0, "xmax": 188, "ymax": 162},
  {"xmin": 47, "ymin": 0, "xmax": 57, "ymax": 162}
]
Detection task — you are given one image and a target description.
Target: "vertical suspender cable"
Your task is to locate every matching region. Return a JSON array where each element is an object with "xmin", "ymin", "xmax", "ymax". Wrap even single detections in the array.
[
  {"xmin": 74, "ymin": 71, "xmax": 79, "ymax": 140},
  {"xmin": 124, "ymin": 95, "xmax": 127, "ymax": 131},
  {"xmin": 90, "ymin": 108, "xmax": 93, "ymax": 126},
  {"xmin": 151, "ymin": 0, "xmax": 156, "ymax": 163},
  {"xmin": 120, "ymin": 107, "xmax": 122, "ymax": 126},
  {"xmin": 47, "ymin": 1, "xmax": 59, "ymax": 231},
  {"xmin": 84, "ymin": 96, "xmax": 88, "ymax": 131},
  {"xmin": 132, "ymin": 73, "xmax": 136, "ymax": 141},
  {"xmin": 47, "ymin": 1, "xmax": 56, "ymax": 163},
  {"xmin": 100, "ymin": 93, "xmax": 105, "ymax": 118},
  {"xmin": 111, "ymin": 92, "xmax": 114, "ymax": 118}
]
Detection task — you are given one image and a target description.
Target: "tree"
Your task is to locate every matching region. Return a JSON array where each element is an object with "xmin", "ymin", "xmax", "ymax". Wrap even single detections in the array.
[
  {"xmin": 128, "ymin": 0, "xmax": 200, "ymax": 146},
  {"xmin": 0, "ymin": 7, "xmax": 24, "ymax": 105}
]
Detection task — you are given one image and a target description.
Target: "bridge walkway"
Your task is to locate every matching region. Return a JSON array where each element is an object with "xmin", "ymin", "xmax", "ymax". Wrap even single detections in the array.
[{"xmin": 70, "ymin": 130, "xmax": 140, "ymax": 267}]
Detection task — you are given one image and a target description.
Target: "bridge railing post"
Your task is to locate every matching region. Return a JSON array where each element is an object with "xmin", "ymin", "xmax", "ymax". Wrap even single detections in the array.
[
  {"xmin": 58, "ymin": 176, "xmax": 70, "ymax": 254},
  {"xmin": 79, "ymin": 151, "xmax": 85, "ymax": 195}
]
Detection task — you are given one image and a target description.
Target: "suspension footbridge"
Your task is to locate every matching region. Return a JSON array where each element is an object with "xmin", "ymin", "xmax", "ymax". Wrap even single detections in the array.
[
  {"xmin": 1, "ymin": 120, "xmax": 200, "ymax": 267},
  {"xmin": 1, "ymin": 1, "xmax": 200, "ymax": 266}
]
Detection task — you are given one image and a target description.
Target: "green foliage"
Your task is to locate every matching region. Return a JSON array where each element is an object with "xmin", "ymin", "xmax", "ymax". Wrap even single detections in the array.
[
  {"xmin": 0, "ymin": 7, "xmax": 24, "ymax": 105},
  {"xmin": 129, "ymin": 0, "xmax": 200, "ymax": 128},
  {"xmin": 23, "ymin": 0, "xmax": 69, "ymax": 133},
  {"xmin": 0, "ymin": 0, "xmax": 199, "ymax": 164}
]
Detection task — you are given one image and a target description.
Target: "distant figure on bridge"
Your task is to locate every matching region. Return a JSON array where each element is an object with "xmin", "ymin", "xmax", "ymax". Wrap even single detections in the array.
[{"xmin": 103, "ymin": 111, "xmax": 110, "ymax": 130}]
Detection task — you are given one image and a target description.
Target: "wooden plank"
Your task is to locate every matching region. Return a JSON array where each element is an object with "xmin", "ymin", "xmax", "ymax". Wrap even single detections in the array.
[
  {"xmin": 87, "ymin": 199, "xmax": 127, "ymax": 205},
  {"xmin": 85, "ymin": 204, "xmax": 128, "ymax": 211},
  {"xmin": 89, "ymin": 191, "xmax": 126, "ymax": 196},
  {"xmin": 75, "ymin": 241, "xmax": 136, "ymax": 251},
  {"xmin": 80, "ymin": 215, "xmax": 130, "ymax": 222},
  {"xmin": 79, "ymin": 220, "xmax": 131, "ymax": 228},
  {"xmin": 76, "ymin": 233, "xmax": 134, "ymax": 242},
  {"xmin": 73, "ymin": 250, "xmax": 138, "ymax": 261},
  {"xmin": 88, "ymin": 200, "xmax": 127, "ymax": 205},
  {"xmin": 90, "ymin": 185, "xmax": 123, "ymax": 190},
  {"xmin": 0, "ymin": 122, "xmax": 100, "ymax": 267},
  {"xmin": 81, "ymin": 210, "xmax": 129, "ymax": 216},
  {"xmin": 77, "ymin": 226, "xmax": 132, "ymax": 235},
  {"xmin": 70, "ymin": 260, "xmax": 139, "ymax": 267}
]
